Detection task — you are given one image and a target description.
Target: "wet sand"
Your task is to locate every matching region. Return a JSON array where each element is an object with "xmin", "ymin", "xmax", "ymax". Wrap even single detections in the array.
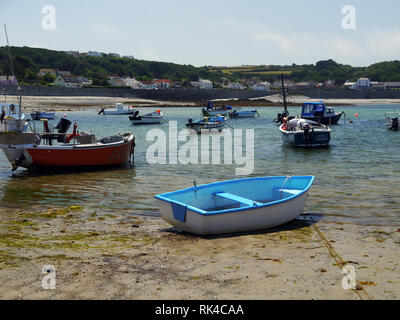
[{"xmin": 0, "ymin": 206, "xmax": 399, "ymax": 300}]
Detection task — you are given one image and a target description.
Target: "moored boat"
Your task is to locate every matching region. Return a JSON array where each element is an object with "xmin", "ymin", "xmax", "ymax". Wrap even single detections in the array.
[
  {"xmin": 31, "ymin": 111, "xmax": 56, "ymax": 120},
  {"xmin": 385, "ymin": 111, "xmax": 399, "ymax": 130},
  {"xmin": 0, "ymin": 117, "xmax": 135, "ymax": 171},
  {"xmin": 98, "ymin": 103, "xmax": 136, "ymax": 115},
  {"xmin": 129, "ymin": 110, "xmax": 163, "ymax": 124},
  {"xmin": 186, "ymin": 115, "xmax": 226, "ymax": 134},
  {"xmin": 154, "ymin": 176, "xmax": 314, "ymax": 235},
  {"xmin": 228, "ymin": 109, "xmax": 259, "ymax": 119},
  {"xmin": 279, "ymin": 117, "xmax": 331, "ymax": 147},
  {"xmin": 301, "ymin": 102, "xmax": 344, "ymax": 125},
  {"xmin": 202, "ymin": 101, "xmax": 232, "ymax": 116}
]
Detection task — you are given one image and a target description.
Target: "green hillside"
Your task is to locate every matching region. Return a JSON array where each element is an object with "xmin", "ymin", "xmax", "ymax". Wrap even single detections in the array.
[{"xmin": 1, "ymin": 46, "xmax": 400, "ymax": 86}]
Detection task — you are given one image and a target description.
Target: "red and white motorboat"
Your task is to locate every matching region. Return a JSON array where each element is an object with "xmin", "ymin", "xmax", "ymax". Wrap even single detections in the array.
[{"xmin": 1, "ymin": 117, "xmax": 135, "ymax": 171}]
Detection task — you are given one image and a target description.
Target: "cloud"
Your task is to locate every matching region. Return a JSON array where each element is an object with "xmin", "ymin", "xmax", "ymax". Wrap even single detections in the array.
[
  {"xmin": 366, "ymin": 28, "xmax": 400, "ymax": 59},
  {"xmin": 209, "ymin": 17, "xmax": 399, "ymax": 65}
]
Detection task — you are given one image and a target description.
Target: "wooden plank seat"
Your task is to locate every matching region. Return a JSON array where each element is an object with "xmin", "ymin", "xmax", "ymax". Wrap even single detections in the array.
[{"xmin": 213, "ymin": 192, "xmax": 262, "ymax": 207}]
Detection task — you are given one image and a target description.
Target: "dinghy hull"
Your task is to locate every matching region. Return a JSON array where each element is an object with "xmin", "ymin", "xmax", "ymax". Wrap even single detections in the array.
[{"xmin": 155, "ymin": 176, "xmax": 314, "ymax": 235}]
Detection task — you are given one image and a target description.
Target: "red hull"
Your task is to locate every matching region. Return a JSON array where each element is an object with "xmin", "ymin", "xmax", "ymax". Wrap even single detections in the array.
[{"xmin": 24, "ymin": 136, "xmax": 135, "ymax": 167}]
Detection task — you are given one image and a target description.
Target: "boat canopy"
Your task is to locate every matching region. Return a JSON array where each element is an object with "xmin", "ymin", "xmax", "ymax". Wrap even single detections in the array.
[{"xmin": 301, "ymin": 102, "xmax": 326, "ymax": 116}]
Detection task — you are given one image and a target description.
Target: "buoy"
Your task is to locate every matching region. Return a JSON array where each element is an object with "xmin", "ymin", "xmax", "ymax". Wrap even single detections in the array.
[{"xmin": 355, "ymin": 113, "xmax": 359, "ymax": 117}]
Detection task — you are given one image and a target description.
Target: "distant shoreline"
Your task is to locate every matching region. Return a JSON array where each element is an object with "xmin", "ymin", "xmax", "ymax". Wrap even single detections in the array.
[{"xmin": 2, "ymin": 95, "xmax": 400, "ymax": 111}]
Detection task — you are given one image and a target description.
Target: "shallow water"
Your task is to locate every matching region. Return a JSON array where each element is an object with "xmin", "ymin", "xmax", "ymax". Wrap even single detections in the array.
[{"xmin": 0, "ymin": 105, "xmax": 399, "ymax": 225}]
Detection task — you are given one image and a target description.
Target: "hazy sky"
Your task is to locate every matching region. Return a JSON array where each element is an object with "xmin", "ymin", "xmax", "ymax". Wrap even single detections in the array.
[{"xmin": 1, "ymin": 0, "xmax": 399, "ymax": 67}]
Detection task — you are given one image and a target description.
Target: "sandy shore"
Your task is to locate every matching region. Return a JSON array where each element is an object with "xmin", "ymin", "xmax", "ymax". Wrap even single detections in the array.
[
  {"xmin": 0, "ymin": 205, "xmax": 399, "ymax": 300},
  {"xmin": 2, "ymin": 96, "xmax": 199, "ymax": 111},
  {"xmin": 2, "ymin": 95, "xmax": 400, "ymax": 112}
]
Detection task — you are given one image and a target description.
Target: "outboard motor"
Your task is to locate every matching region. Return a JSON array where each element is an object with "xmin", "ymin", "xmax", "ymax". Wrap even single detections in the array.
[
  {"xmin": 188, "ymin": 118, "xmax": 193, "ymax": 124},
  {"xmin": 55, "ymin": 117, "xmax": 72, "ymax": 142},
  {"xmin": 303, "ymin": 123, "xmax": 311, "ymax": 140},
  {"xmin": 392, "ymin": 117, "xmax": 399, "ymax": 130}
]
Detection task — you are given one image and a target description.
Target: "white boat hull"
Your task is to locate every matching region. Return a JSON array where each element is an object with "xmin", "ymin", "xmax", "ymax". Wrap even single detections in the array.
[
  {"xmin": 103, "ymin": 110, "xmax": 136, "ymax": 115},
  {"xmin": 157, "ymin": 192, "xmax": 307, "ymax": 235},
  {"xmin": 131, "ymin": 116, "xmax": 163, "ymax": 124}
]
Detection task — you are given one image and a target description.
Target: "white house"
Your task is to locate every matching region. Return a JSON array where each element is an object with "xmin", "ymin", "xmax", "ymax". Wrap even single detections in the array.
[
  {"xmin": 355, "ymin": 78, "xmax": 371, "ymax": 89},
  {"xmin": 345, "ymin": 78, "xmax": 372, "ymax": 90},
  {"xmin": 124, "ymin": 77, "xmax": 142, "ymax": 89},
  {"xmin": 252, "ymin": 81, "xmax": 271, "ymax": 91},
  {"xmin": 222, "ymin": 81, "xmax": 246, "ymax": 90},
  {"xmin": 199, "ymin": 78, "xmax": 213, "ymax": 89},
  {"xmin": 0, "ymin": 75, "xmax": 17, "ymax": 85},
  {"xmin": 53, "ymin": 75, "xmax": 83, "ymax": 88}
]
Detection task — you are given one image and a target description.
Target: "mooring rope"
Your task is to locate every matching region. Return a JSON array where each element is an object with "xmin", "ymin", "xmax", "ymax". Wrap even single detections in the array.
[{"xmin": 312, "ymin": 224, "xmax": 372, "ymax": 300}]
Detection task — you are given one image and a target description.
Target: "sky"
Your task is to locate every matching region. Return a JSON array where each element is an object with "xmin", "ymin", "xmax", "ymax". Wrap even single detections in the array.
[{"xmin": 0, "ymin": 0, "xmax": 399, "ymax": 67}]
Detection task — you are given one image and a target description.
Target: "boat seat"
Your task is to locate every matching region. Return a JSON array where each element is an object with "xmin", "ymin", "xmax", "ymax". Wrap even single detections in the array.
[
  {"xmin": 213, "ymin": 192, "xmax": 262, "ymax": 207},
  {"xmin": 279, "ymin": 189, "xmax": 303, "ymax": 195}
]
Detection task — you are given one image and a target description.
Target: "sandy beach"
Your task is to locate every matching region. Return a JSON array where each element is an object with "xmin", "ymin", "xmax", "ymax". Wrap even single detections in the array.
[
  {"xmin": 0, "ymin": 205, "xmax": 399, "ymax": 300},
  {"xmin": 2, "ymin": 94, "xmax": 400, "ymax": 112}
]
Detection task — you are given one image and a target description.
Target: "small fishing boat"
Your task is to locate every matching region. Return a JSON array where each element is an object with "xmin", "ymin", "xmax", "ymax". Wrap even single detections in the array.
[
  {"xmin": 0, "ymin": 117, "xmax": 135, "ymax": 171},
  {"xmin": 186, "ymin": 115, "xmax": 226, "ymax": 134},
  {"xmin": 301, "ymin": 102, "xmax": 344, "ymax": 125},
  {"xmin": 202, "ymin": 101, "xmax": 233, "ymax": 116},
  {"xmin": 31, "ymin": 111, "xmax": 56, "ymax": 120},
  {"xmin": 154, "ymin": 176, "xmax": 314, "ymax": 235},
  {"xmin": 279, "ymin": 117, "xmax": 331, "ymax": 147},
  {"xmin": 129, "ymin": 110, "xmax": 163, "ymax": 124},
  {"xmin": 98, "ymin": 103, "xmax": 136, "ymax": 115},
  {"xmin": 385, "ymin": 111, "xmax": 399, "ymax": 130},
  {"xmin": 229, "ymin": 109, "xmax": 259, "ymax": 119}
]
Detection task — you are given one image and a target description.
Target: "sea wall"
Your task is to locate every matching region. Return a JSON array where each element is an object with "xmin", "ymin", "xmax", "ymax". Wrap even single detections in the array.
[
  {"xmin": 3, "ymin": 85, "xmax": 276, "ymax": 101},
  {"xmin": 289, "ymin": 89, "xmax": 400, "ymax": 99}
]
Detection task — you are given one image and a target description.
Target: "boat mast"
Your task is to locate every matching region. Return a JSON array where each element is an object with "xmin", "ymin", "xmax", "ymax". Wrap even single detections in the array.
[
  {"xmin": 4, "ymin": 24, "xmax": 22, "ymax": 120},
  {"xmin": 280, "ymin": 73, "xmax": 288, "ymax": 117}
]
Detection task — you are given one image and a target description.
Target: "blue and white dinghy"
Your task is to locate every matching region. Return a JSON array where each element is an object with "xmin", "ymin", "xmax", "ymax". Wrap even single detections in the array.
[{"xmin": 154, "ymin": 176, "xmax": 314, "ymax": 235}]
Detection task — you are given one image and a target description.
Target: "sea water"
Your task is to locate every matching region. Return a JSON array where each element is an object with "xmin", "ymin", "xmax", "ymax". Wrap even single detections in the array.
[{"xmin": 0, "ymin": 105, "xmax": 399, "ymax": 225}]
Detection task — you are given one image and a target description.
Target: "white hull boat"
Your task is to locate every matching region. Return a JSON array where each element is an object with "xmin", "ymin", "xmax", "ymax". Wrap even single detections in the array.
[
  {"xmin": 280, "ymin": 118, "xmax": 331, "ymax": 147},
  {"xmin": 98, "ymin": 103, "xmax": 136, "ymax": 115},
  {"xmin": 229, "ymin": 109, "xmax": 259, "ymax": 118},
  {"xmin": 155, "ymin": 176, "xmax": 314, "ymax": 235},
  {"xmin": 129, "ymin": 110, "xmax": 163, "ymax": 124}
]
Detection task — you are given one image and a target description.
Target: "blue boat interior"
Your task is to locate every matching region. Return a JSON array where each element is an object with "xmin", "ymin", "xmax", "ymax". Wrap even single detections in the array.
[{"xmin": 155, "ymin": 176, "xmax": 314, "ymax": 222}]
